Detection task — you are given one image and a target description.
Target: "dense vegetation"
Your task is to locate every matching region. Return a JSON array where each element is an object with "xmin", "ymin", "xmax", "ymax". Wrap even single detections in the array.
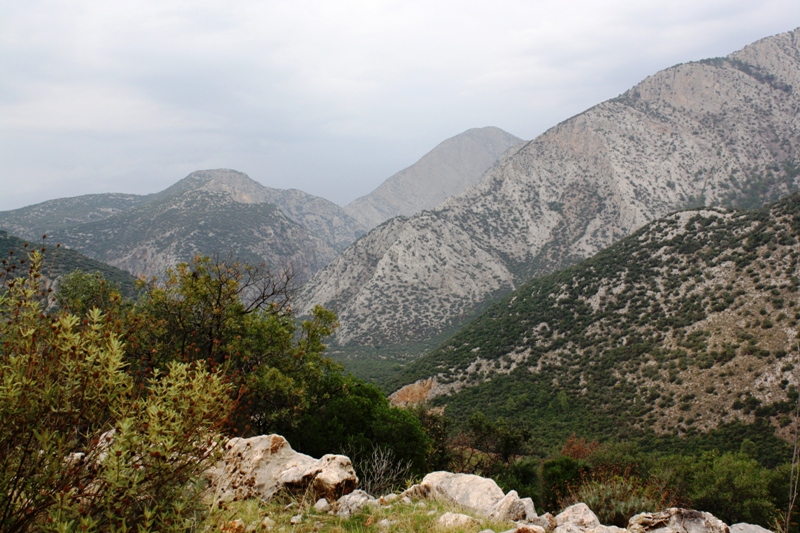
[
  {"xmin": 0, "ymin": 249, "xmax": 432, "ymax": 532},
  {"xmin": 0, "ymin": 230, "xmax": 137, "ymax": 294}
]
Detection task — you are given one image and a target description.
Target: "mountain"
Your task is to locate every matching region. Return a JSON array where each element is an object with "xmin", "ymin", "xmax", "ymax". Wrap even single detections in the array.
[
  {"xmin": 344, "ymin": 127, "xmax": 524, "ymax": 230},
  {"xmin": 297, "ymin": 28, "xmax": 800, "ymax": 363},
  {"xmin": 389, "ymin": 193, "xmax": 800, "ymax": 447},
  {"xmin": 45, "ymin": 170, "xmax": 352, "ymax": 280},
  {"xmin": 0, "ymin": 194, "xmax": 150, "ymax": 240},
  {"xmin": 0, "ymin": 169, "xmax": 366, "ymax": 281},
  {"xmin": 0, "ymin": 230, "xmax": 137, "ymax": 295}
]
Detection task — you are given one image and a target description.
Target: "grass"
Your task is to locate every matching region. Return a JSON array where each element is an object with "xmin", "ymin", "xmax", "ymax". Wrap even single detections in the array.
[{"xmin": 201, "ymin": 490, "xmax": 516, "ymax": 532}]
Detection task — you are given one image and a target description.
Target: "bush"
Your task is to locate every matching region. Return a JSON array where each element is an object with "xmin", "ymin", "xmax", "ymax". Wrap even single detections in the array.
[
  {"xmin": 563, "ymin": 466, "xmax": 677, "ymax": 527},
  {"xmin": 0, "ymin": 252, "xmax": 233, "ymax": 532}
]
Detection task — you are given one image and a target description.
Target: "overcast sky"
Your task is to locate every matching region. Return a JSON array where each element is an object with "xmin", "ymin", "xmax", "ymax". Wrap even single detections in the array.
[{"xmin": 1, "ymin": 1, "xmax": 797, "ymax": 211}]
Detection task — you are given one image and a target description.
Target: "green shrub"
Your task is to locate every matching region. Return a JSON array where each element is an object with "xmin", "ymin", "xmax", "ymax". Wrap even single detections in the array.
[
  {"xmin": 563, "ymin": 467, "xmax": 676, "ymax": 527},
  {"xmin": 0, "ymin": 252, "xmax": 233, "ymax": 532}
]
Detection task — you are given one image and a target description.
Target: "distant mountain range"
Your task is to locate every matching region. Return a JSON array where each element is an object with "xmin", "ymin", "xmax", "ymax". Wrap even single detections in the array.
[
  {"xmin": 0, "ymin": 170, "xmax": 364, "ymax": 281},
  {"xmin": 0, "ymin": 128, "xmax": 522, "ymax": 283},
  {"xmin": 344, "ymin": 127, "xmax": 523, "ymax": 230},
  {"xmin": 297, "ymin": 27, "xmax": 800, "ymax": 364},
  {"xmin": 388, "ymin": 192, "xmax": 800, "ymax": 448}
]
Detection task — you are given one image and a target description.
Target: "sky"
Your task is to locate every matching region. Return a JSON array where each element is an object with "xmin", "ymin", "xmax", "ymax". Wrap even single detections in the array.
[{"xmin": 1, "ymin": 1, "xmax": 798, "ymax": 211}]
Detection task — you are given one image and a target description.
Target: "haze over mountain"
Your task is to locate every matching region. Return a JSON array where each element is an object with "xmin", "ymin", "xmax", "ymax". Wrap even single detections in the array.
[
  {"xmin": 297, "ymin": 27, "xmax": 800, "ymax": 360},
  {"xmin": 389, "ymin": 193, "xmax": 800, "ymax": 446},
  {"xmin": 344, "ymin": 127, "xmax": 523, "ymax": 230}
]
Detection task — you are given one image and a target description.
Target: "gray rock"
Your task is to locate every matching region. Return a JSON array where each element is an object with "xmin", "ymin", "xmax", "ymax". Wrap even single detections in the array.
[
  {"xmin": 335, "ymin": 489, "xmax": 378, "ymax": 517},
  {"xmin": 437, "ymin": 512, "xmax": 479, "ymax": 529},
  {"xmin": 556, "ymin": 503, "xmax": 600, "ymax": 530},
  {"xmin": 730, "ymin": 524, "xmax": 774, "ymax": 533},
  {"xmin": 402, "ymin": 471, "xmax": 505, "ymax": 516},
  {"xmin": 204, "ymin": 434, "xmax": 358, "ymax": 503},
  {"xmin": 313, "ymin": 498, "xmax": 330, "ymax": 513},
  {"xmin": 488, "ymin": 490, "xmax": 536, "ymax": 522},
  {"xmin": 290, "ymin": 514, "xmax": 302, "ymax": 525},
  {"xmin": 527, "ymin": 512, "xmax": 557, "ymax": 533},
  {"xmin": 628, "ymin": 508, "xmax": 730, "ymax": 533}
]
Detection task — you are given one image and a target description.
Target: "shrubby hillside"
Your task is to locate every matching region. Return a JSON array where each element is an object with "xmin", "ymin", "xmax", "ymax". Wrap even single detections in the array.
[{"xmin": 392, "ymin": 193, "xmax": 800, "ymax": 454}]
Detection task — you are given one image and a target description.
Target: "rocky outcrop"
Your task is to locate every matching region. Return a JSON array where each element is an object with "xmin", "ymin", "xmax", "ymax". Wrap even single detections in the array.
[
  {"xmin": 628, "ymin": 508, "xmax": 730, "ymax": 533},
  {"xmin": 298, "ymin": 27, "xmax": 800, "ymax": 351},
  {"xmin": 204, "ymin": 434, "xmax": 357, "ymax": 503},
  {"xmin": 344, "ymin": 127, "xmax": 523, "ymax": 231},
  {"xmin": 402, "ymin": 471, "xmax": 536, "ymax": 522}
]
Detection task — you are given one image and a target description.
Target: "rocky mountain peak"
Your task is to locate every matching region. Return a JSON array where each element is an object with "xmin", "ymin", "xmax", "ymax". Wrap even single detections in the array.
[{"xmin": 344, "ymin": 126, "xmax": 523, "ymax": 230}]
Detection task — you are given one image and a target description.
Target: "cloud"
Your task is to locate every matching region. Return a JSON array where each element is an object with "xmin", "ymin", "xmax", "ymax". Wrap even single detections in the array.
[{"xmin": 0, "ymin": 0, "xmax": 797, "ymax": 210}]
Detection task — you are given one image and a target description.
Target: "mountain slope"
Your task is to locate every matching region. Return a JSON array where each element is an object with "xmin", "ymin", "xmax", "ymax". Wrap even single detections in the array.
[
  {"xmin": 50, "ymin": 170, "xmax": 342, "ymax": 281},
  {"xmin": 297, "ymin": 27, "xmax": 800, "ymax": 355},
  {"xmin": 0, "ymin": 194, "xmax": 149, "ymax": 240},
  {"xmin": 344, "ymin": 127, "xmax": 523, "ymax": 230},
  {"xmin": 390, "ymin": 193, "xmax": 800, "ymax": 445},
  {"xmin": 0, "ymin": 169, "xmax": 365, "ymax": 261},
  {"xmin": 0, "ymin": 230, "xmax": 137, "ymax": 295}
]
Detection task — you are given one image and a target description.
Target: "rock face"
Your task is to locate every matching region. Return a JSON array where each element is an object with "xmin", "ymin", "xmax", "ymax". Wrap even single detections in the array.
[
  {"xmin": 402, "ymin": 471, "xmax": 535, "ymax": 522},
  {"xmin": 297, "ymin": 27, "xmax": 800, "ymax": 352},
  {"xmin": 344, "ymin": 127, "xmax": 523, "ymax": 231},
  {"xmin": 204, "ymin": 434, "xmax": 358, "ymax": 503},
  {"xmin": 628, "ymin": 508, "xmax": 730, "ymax": 533}
]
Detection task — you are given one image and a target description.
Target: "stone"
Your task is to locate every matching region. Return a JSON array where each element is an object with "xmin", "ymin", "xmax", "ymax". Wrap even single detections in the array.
[
  {"xmin": 378, "ymin": 519, "xmax": 393, "ymax": 529},
  {"xmin": 527, "ymin": 513, "xmax": 557, "ymax": 533},
  {"xmin": 730, "ymin": 525, "xmax": 774, "ymax": 533},
  {"xmin": 259, "ymin": 516, "xmax": 276, "ymax": 530},
  {"xmin": 488, "ymin": 490, "xmax": 536, "ymax": 522},
  {"xmin": 511, "ymin": 527, "xmax": 547, "ymax": 533},
  {"xmin": 204, "ymin": 434, "xmax": 358, "ymax": 503},
  {"xmin": 587, "ymin": 527, "xmax": 627, "ymax": 533},
  {"xmin": 380, "ymin": 493, "xmax": 400, "ymax": 505},
  {"xmin": 313, "ymin": 498, "xmax": 330, "ymax": 513},
  {"xmin": 628, "ymin": 508, "xmax": 730, "ymax": 533},
  {"xmin": 335, "ymin": 489, "xmax": 378, "ymax": 517},
  {"xmin": 290, "ymin": 514, "xmax": 302, "ymax": 525},
  {"xmin": 402, "ymin": 471, "xmax": 505, "ymax": 516},
  {"xmin": 556, "ymin": 503, "xmax": 601, "ymax": 530},
  {"xmin": 437, "ymin": 512, "xmax": 480, "ymax": 529}
]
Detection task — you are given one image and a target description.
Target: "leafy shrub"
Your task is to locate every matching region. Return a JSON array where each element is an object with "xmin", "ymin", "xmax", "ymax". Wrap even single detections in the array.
[
  {"xmin": 0, "ymin": 252, "xmax": 233, "ymax": 532},
  {"xmin": 562, "ymin": 467, "xmax": 676, "ymax": 527}
]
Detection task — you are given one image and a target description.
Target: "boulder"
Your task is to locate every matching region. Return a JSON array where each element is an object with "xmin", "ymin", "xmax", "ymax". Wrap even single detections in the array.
[
  {"xmin": 402, "ymin": 471, "xmax": 506, "ymax": 516},
  {"xmin": 528, "ymin": 513, "xmax": 557, "ymax": 533},
  {"xmin": 730, "ymin": 525, "xmax": 773, "ymax": 533},
  {"xmin": 556, "ymin": 504, "xmax": 601, "ymax": 530},
  {"xmin": 437, "ymin": 512, "xmax": 480, "ymax": 529},
  {"xmin": 488, "ymin": 490, "xmax": 537, "ymax": 522},
  {"xmin": 313, "ymin": 498, "xmax": 331, "ymax": 513},
  {"xmin": 204, "ymin": 434, "xmax": 358, "ymax": 503},
  {"xmin": 335, "ymin": 489, "xmax": 378, "ymax": 517},
  {"xmin": 628, "ymin": 508, "xmax": 729, "ymax": 533}
]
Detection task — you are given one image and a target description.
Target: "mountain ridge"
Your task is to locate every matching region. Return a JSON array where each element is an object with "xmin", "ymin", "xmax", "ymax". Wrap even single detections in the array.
[
  {"xmin": 344, "ymin": 127, "xmax": 523, "ymax": 230},
  {"xmin": 297, "ymin": 27, "xmax": 800, "ymax": 359}
]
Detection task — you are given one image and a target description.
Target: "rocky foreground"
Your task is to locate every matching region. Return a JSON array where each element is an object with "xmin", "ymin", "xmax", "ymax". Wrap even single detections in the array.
[{"xmin": 204, "ymin": 435, "xmax": 773, "ymax": 533}]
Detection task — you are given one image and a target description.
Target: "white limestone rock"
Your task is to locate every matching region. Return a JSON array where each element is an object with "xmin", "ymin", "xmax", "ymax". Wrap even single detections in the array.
[{"xmin": 204, "ymin": 434, "xmax": 357, "ymax": 503}]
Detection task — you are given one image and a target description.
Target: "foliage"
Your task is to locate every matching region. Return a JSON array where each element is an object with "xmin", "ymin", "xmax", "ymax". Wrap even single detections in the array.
[
  {"xmin": 562, "ymin": 466, "xmax": 678, "ymax": 527},
  {"xmin": 0, "ymin": 251, "xmax": 233, "ymax": 532}
]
